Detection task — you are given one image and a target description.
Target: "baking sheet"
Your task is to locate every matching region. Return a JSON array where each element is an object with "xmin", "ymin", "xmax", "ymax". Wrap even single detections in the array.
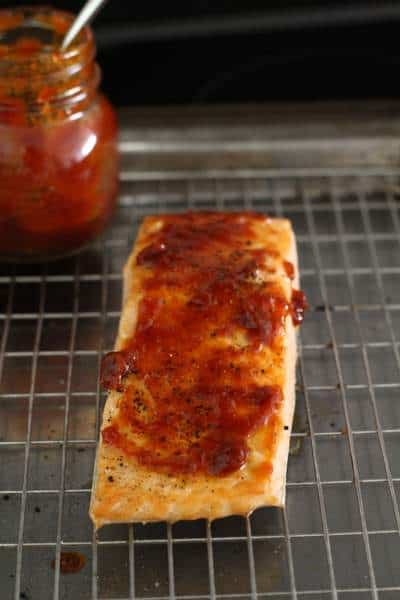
[{"xmin": 1, "ymin": 104, "xmax": 400, "ymax": 600}]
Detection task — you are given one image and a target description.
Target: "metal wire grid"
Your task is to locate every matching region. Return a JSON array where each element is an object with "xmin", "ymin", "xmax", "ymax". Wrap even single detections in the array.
[{"xmin": 1, "ymin": 173, "xmax": 400, "ymax": 600}]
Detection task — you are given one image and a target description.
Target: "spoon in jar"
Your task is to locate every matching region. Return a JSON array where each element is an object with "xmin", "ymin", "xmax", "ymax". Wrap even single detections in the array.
[{"xmin": 61, "ymin": 0, "xmax": 108, "ymax": 50}]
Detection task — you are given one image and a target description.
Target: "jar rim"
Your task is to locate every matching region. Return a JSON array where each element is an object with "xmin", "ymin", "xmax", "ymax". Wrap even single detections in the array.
[
  {"xmin": 0, "ymin": 6, "xmax": 99, "ymax": 120},
  {"xmin": 0, "ymin": 6, "xmax": 94, "ymax": 64}
]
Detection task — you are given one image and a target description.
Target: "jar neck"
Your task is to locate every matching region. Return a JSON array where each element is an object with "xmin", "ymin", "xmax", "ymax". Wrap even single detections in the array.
[{"xmin": 0, "ymin": 8, "xmax": 100, "ymax": 125}]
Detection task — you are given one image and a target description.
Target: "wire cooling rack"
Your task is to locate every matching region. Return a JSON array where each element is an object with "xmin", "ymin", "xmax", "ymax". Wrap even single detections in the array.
[{"xmin": 1, "ymin": 107, "xmax": 400, "ymax": 600}]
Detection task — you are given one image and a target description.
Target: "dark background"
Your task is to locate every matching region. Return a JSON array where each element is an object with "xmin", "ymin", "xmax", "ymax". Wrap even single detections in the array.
[{"xmin": 3, "ymin": 1, "xmax": 400, "ymax": 106}]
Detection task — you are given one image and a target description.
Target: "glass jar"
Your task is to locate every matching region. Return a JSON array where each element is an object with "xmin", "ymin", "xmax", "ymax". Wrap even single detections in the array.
[{"xmin": 0, "ymin": 7, "xmax": 118, "ymax": 262}]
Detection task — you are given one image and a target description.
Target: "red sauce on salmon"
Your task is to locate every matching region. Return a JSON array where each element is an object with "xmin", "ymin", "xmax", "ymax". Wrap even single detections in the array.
[
  {"xmin": 290, "ymin": 289, "xmax": 308, "ymax": 325},
  {"xmin": 283, "ymin": 260, "xmax": 295, "ymax": 280},
  {"xmin": 100, "ymin": 212, "xmax": 307, "ymax": 476}
]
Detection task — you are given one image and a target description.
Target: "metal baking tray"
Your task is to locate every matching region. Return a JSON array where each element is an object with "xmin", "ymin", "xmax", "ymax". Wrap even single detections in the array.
[{"xmin": 1, "ymin": 102, "xmax": 400, "ymax": 600}]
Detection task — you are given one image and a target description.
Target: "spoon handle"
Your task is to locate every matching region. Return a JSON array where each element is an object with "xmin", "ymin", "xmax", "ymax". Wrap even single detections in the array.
[{"xmin": 61, "ymin": 0, "xmax": 108, "ymax": 50}]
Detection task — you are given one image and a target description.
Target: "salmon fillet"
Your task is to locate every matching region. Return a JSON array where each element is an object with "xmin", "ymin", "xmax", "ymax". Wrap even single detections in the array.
[{"xmin": 90, "ymin": 212, "xmax": 306, "ymax": 527}]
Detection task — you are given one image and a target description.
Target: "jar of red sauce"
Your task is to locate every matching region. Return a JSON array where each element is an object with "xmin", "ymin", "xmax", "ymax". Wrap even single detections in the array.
[{"xmin": 0, "ymin": 7, "xmax": 118, "ymax": 262}]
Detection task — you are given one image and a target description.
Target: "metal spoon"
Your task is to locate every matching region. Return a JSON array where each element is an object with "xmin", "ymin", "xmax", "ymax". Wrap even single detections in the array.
[{"xmin": 61, "ymin": 0, "xmax": 108, "ymax": 50}]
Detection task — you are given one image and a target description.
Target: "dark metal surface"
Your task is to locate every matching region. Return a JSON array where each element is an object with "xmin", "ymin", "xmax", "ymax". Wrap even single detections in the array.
[{"xmin": 1, "ymin": 105, "xmax": 400, "ymax": 599}]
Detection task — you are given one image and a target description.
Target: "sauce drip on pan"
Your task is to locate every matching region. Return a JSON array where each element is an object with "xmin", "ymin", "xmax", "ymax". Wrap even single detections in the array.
[
  {"xmin": 101, "ymin": 212, "xmax": 307, "ymax": 476},
  {"xmin": 51, "ymin": 552, "xmax": 86, "ymax": 574}
]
